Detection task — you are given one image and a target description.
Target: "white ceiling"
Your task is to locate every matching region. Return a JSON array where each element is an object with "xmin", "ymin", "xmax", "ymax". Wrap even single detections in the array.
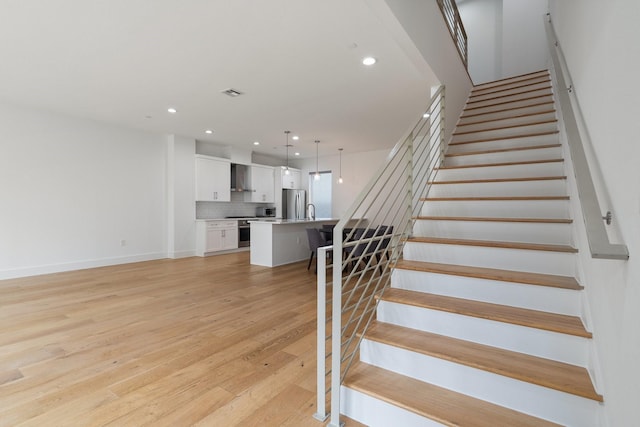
[{"xmin": 0, "ymin": 0, "xmax": 435, "ymax": 159}]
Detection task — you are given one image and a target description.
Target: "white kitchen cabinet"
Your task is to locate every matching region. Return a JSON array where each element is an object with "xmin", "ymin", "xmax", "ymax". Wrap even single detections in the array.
[
  {"xmin": 195, "ymin": 155, "xmax": 231, "ymax": 202},
  {"xmin": 196, "ymin": 220, "xmax": 238, "ymax": 255},
  {"xmin": 247, "ymin": 165, "xmax": 275, "ymax": 203},
  {"xmin": 281, "ymin": 168, "xmax": 301, "ymax": 189}
]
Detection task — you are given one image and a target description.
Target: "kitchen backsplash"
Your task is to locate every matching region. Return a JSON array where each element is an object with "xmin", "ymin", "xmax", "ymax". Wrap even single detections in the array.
[{"xmin": 196, "ymin": 192, "xmax": 274, "ymax": 219}]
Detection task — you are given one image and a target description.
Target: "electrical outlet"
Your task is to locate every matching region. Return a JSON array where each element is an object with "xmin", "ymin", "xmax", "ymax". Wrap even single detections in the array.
[{"xmin": 120, "ymin": 239, "xmax": 126, "ymax": 247}]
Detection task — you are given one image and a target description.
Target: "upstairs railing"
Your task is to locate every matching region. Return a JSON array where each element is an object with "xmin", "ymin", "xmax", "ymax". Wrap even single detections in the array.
[
  {"xmin": 545, "ymin": 16, "xmax": 629, "ymax": 260},
  {"xmin": 314, "ymin": 86, "xmax": 446, "ymax": 426},
  {"xmin": 436, "ymin": 0, "xmax": 468, "ymax": 69}
]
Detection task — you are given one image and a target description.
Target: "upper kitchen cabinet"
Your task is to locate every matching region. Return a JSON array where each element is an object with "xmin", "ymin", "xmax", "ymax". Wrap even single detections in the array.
[
  {"xmin": 195, "ymin": 155, "xmax": 231, "ymax": 202},
  {"xmin": 280, "ymin": 167, "xmax": 301, "ymax": 189},
  {"xmin": 247, "ymin": 165, "xmax": 275, "ymax": 203}
]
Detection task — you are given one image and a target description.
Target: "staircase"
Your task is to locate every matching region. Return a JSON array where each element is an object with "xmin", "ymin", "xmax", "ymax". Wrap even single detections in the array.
[{"xmin": 339, "ymin": 70, "xmax": 603, "ymax": 426}]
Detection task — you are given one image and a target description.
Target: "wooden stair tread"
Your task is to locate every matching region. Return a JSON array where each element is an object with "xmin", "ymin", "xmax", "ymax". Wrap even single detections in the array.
[
  {"xmin": 469, "ymin": 79, "xmax": 551, "ymax": 99},
  {"xmin": 461, "ymin": 101, "xmax": 555, "ymax": 119},
  {"xmin": 445, "ymin": 143, "xmax": 561, "ymax": 157},
  {"xmin": 464, "ymin": 94, "xmax": 554, "ymax": 112},
  {"xmin": 429, "ymin": 176, "xmax": 566, "ymax": 185},
  {"xmin": 381, "ymin": 288, "xmax": 591, "ymax": 338},
  {"xmin": 437, "ymin": 158, "xmax": 564, "ymax": 170},
  {"xmin": 453, "ymin": 120, "xmax": 558, "ymax": 136},
  {"xmin": 394, "ymin": 259, "xmax": 582, "ymax": 290},
  {"xmin": 449, "ymin": 130, "xmax": 559, "ymax": 146},
  {"xmin": 456, "ymin": 109, "xmax": 556, "ymax": 127},
  {"xmin": 364, "ymin": 321, "xmax": 602, "ymax": 401},
  {"xmin": 344, "ymin": 361, "xmax": 563, "ymax": 427},
  {"xmin": 467, "ymin": 86, "xmax": 553, "ymax": 105},
  {"xmin": 423, "ymin": 195, "xmax": 570, "ymax": 201},
  {"xmin": 407, "ymin": 236, "xmax": 578, "ymax": 253}
]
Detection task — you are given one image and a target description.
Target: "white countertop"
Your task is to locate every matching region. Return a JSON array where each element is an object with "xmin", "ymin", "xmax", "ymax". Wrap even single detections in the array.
[{"xmin": 249, "ymin": 218, "xmax": 338, "ymax": 225}]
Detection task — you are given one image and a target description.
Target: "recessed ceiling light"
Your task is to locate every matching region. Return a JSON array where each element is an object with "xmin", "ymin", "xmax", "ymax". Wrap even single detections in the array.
[
  {"xmin": 253, "ymin": 141, "xmax": 260, "ymax": 146},
  {"xmin": 292, "ymin": 136, "xmax": 300, "ymax": 141},
  {"xmin": 294, "ymin": 152, "xmax": 300, "ymax": 156},
  {"xmin": 362, "ymin": 57, "xmax": 377, "ymax": 66},
  {"xmin": 205, "ymin": 130, "xmax": 213, "ymax": 134},
  {"xmin": 167, "ymin": 107, "xmax": 177, "ymax": 114}
]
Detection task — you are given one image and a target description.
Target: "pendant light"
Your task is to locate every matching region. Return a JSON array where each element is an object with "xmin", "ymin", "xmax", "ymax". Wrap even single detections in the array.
[
  {"xmin": 338, "ymin": 148, "xmax": 344, "ymax": 184},
  {"xmin": 284, "ymin": 130, "xmax": 291, "ymax": 175},
  {"xmin": 314, "ymin": 140, "xmax": 321, "ymax": 181}
]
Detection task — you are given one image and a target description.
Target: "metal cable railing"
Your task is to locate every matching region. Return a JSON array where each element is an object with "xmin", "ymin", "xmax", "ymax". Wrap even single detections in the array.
[
  {"xmin": 314, "ymin": 86, "xmax": 446, "ymax": 425},
  {"xmin": 436, "ymin": 0, "xmax": 468, "ymax": 69}
]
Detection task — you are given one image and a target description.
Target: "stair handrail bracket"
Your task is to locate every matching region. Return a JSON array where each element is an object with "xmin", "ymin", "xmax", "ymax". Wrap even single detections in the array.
[
  {"xmin": 545, "ymin": 16, "xmax": 629, "ymax": 260},
  {"xmin": 315, "ymin": 86, "xmax": 446, "ymax": 425}
]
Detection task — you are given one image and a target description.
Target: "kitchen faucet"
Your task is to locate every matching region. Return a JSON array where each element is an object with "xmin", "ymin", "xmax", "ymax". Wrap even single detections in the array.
[{"xmin": 307, "ymin": 203, "xmax": 316, "ymax": 220}]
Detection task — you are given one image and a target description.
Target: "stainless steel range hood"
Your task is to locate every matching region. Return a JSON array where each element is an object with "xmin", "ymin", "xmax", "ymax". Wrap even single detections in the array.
[{"xmin": 230, "ymin": 163, "xmax": 254, "ymax": 192}]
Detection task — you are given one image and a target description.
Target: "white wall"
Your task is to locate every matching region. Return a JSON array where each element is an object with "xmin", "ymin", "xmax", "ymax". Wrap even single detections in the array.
[
  {"xmin": 549, "ymin": 1, "xmax": 640, "ymax": 425},
  {"xmin": 501, "ymin": 0, "xmax": 548, "ymax": 78},
  {"xmin": 458, "ymin": 0, "xmax": 503, "ymax": 84},
  {"xmin": 166, "ymin": 135, "xmax": 196, "ymax": 258},
  {"xmin": 459, "ymin": 0, "xmax": 548, "ymax": 84},
  {"xmin": 374, "ymin": 0, "xmax": 472, "ymax": 141},
  {"xmin": 0, "ymin": 102, "xmax": 167, "ymax": 279},
  {"xmin": 295, "ymin": 149, "xmax": 390, "ymax": 219}
]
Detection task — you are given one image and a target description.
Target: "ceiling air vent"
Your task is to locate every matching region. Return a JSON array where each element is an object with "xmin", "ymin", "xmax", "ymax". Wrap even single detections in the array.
[{"xmin": 221, "ymin": 88, "xmax": 243, "ymax": 97}]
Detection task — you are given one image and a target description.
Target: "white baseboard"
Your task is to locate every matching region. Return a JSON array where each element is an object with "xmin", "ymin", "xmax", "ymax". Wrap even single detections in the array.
[{"xmin": 0, "ymin": 252, "xmax": 167, "ymax": 281}]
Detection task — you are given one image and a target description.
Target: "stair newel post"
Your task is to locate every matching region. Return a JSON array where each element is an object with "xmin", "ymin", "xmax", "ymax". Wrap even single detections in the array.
[
  {"xmin": 440, "ymin": 86, "xmax": 446, "ymax": 166},
  {"xmin": 329, "ymin": 238, "xmax": 343, "ymax": 427}
]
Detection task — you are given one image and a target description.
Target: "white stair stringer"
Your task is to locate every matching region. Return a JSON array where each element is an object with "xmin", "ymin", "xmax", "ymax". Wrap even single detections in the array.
[
  {"xmin": 376, "ymin": 299, "xmax": 588, "ymax": 366},
  {"xmin": 403, "ymin": 240, "xmax": 577, "ymax": 276},
  {"xmin": 413, "ymin": 218, "xmax": 573, "ymax": 245},
  {"xmin": 358, "ymin": 339, "xmax": 600, "ymax": 427}
]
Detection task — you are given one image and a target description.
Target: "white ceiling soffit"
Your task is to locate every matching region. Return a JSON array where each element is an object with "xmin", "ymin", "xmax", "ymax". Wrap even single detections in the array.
[{"xmin": 0, "ymin": 0, "xmax": 437, "ymax": 158}]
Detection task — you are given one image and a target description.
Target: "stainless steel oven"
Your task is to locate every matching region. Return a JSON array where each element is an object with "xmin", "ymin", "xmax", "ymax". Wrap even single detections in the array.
[{"xmin": 238, "ymin": 219, "xmax": 251, "ymax": 247}]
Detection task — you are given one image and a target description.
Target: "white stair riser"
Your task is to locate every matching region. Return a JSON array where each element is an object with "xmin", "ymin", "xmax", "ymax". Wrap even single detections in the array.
[
  {"xmin": 451, "ymin": 122, "xmax": 557, "ymax": 144},
  {"xmin": 455, "ymin": 111, "xmax": 557, "ymax": 133},
  {"xmin": 466, "ymin": 88, "xmax": 552, "ymax": 109},
  {"xmin": 448, "ymin": 133, "xmax": 559, "ymax": 153},
  {"xmin": 464, "ymin": 95, "xmax": 554, "ymax": 116},
  {"xmin": 428, "ymin": 179, "xmax": 566, "ymax": 198},
  {"xmin": 377, "ymin": 301, "xmax": 588, "ymax": 366},
  {"xmin": 469, "ymin": 81, "xmax": 552, "ymax": 102},
  {"xmin": 472, "ymin": 74, "xmax": 550, "ymax": 95},
  {"xmin": 413, "ymin": 219, "xmax": 573, "ymax": 245},
  {"xmin": 391, "ymin": 268, "xmax": 581, "ymax": 315},
  {"xmin": 459, "ymin": 103, "xmax": 554, "ymax": 124},
  {"xmin": 359, "ymin": 340, "xmax": 599, "ymax": 427},
  {"xmin": 444, "ymin": 146, "xmax": 562, "ymax": 167},
  {"xmin": 435, "ymin": 161, "xmax": 564, "ymax": 181},
  {"xmin": 421, "ymin": 199, "xmax": 570, "ymax": 218},
  {"xmin": 403, "ymin": 241, "xmax": 576, "ymax": 276},
  {"xmin": 340, "ymin": 387, "xmax": 444, "ymax": 427}
]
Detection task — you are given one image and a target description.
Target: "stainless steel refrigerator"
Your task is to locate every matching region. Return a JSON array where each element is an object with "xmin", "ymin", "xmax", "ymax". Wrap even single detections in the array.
[{"xmin": 282, "ymin": 189, "xmax": 307, "ymax": 220}]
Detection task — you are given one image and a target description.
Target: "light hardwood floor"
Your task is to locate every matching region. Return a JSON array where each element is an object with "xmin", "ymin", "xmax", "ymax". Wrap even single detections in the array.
[{"xmin": 0, "ymin": 252, "xmax": 365, "ymax": 427}]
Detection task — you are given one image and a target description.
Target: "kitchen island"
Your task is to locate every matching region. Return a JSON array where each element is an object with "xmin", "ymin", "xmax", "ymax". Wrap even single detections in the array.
[{"xmin": 249, "ymin": 218, "xmax": 339, "ymax": 267}]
